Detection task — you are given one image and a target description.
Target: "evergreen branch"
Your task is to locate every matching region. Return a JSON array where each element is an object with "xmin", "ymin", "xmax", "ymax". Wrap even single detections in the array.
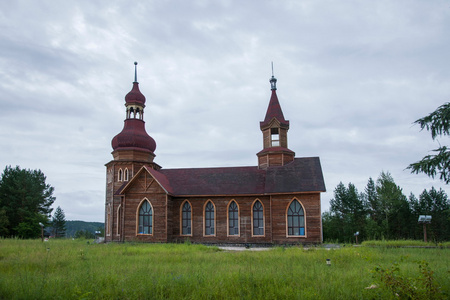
[
  {"xmin": 414, "ymin": 102, "xmax": 450, "ymax": 140},
  {"xmin": 407, "ymin": 146, "xmax": 450, "ymax": 184}
]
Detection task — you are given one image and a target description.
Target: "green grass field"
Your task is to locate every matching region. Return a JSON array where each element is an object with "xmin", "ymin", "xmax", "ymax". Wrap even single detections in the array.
[{"xmin": 1, "ymin": 239, "xmax": 448, "ymax": 299}]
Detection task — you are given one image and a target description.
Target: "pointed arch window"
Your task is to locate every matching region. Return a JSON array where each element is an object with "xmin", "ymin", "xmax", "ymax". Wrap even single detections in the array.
[
  {"xmin": 118, "ymin": 169, "xmax": 123, "ymax": 182},
  {"xmin": 138, "ymin": 200, "xmax": 153, "ymax": 235},
  {"xmin": 252, "ymin": 200, "xmax": 264, "ymax": 236},
  {"xmin": 287, "ymin": 199, "xmax": 305, "ymax": 236},
  {"xmin": 181, "ymin": 201, "xmax": 192, "ymax": 235},
  {"xmin": 228, "ymin": 201, "xmax": 239, "ymax": 236},
  {"xmin": 204, "ymin": 201, "xmax": 215, "ymax": 236},
  {"xmin": 124, "ymin": 168, "xmax": 129, "ymax": 181}
]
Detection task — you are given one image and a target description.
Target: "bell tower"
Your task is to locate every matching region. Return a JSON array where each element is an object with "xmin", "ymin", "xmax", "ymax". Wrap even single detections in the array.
[
  {"xmin": 110, "ymin": 62, "xmax": 158, "ymax": 165},
  {"xmin": 105, "ymin": 62, "xmax": 159, "ymax": 241},
  {"xmin": 257, "ymin": 68, "xmax": 295, "ymax": 169}
]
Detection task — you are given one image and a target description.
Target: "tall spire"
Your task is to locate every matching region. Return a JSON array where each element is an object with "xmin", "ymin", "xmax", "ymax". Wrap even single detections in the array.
[
  {"xmin": 270, "ymin": 62, "xmax": 277, "ymax": 90},
  {"xmin": 261, "ymin": 65, "xmax": 288, "ymax": 128},
  {"xmin": 257, "ymin": 67, "xmax": 294, "ymax": 169},
  {"xmin": 134, "ymin": 61, "xmax": 138, "ymax": 83}
]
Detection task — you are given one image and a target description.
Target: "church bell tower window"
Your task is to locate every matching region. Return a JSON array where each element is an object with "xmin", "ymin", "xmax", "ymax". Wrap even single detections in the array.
[{"xmin": 271, "ymin": 128, "xmax": 280, "ymax": 147}]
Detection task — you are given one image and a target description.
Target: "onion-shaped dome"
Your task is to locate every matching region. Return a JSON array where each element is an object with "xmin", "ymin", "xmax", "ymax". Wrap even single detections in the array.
[
  {"xmin": 125, "ymin": 82, "xmax": 146, "ymax": 106},
  {"xmin": 111, "ymin": 119, "xmax": 156, "ymax": 153}
]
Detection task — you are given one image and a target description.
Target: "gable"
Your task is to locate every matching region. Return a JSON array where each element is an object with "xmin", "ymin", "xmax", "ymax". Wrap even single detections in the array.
[{"xmin": 117, "ymin": 166, "xmax": 170, "ymax": 195}]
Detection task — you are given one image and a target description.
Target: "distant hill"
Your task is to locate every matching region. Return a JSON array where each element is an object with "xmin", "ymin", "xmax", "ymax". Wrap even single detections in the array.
[{"xmin": 65, "ymin": 220, "xmax": 104, "ymax": 237}]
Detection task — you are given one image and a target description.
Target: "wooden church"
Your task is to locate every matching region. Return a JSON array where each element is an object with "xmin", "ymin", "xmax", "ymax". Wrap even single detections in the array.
[{"xmin": 105, "ymin": 63, "xmax": 325, "ymax": 244}]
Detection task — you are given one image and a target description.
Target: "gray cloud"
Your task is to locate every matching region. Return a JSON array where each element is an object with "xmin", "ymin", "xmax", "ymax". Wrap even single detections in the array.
[{"xmin": 1, "ymin": 0, "xmax": 449, "ymax": 221}]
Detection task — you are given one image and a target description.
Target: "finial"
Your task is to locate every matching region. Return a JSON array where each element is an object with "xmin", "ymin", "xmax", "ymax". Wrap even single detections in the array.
[
  {"xmin": 134, "ymin": 62, "xmax": 138, "ymax": 83},
  {"xmin": 270, "ymin": 62, "xmax": 277, "ymax": 90}
]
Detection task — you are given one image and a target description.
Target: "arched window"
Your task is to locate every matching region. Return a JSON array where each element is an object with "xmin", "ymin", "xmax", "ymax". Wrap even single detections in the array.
[
  {"xmin": 118, "ymin": 169, "xmax": 123, "ymax": 182},
  {"xmin": 252, "ymin": 200, "xmax": 264, "ymax": 236},
  {"xmin": 287, "ymin": 199, "xmax": 305, "ymax": 236},
  {"xmin": 181, "ymin": 201, "xmax": 192, "ymax": 235},
  {"xmin": 124, "ymin": 168, "xmax": 129, "ymax": 181},
  {"xmin": 136, "ymin": 107, "xmax": 141, "ymax": 119},
  {"xmin": 204, "ymin": 201, "xmax": 215, "ymax": 236},
  {"xmin": 228, "ymin": 201, "xmax": 239, "ymax": 236},
  {"xmin": 138, "ymin": 200, "xmax": 153, "ymax": 234}
]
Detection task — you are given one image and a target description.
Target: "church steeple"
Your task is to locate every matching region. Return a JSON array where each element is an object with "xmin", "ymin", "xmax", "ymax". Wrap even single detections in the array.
[
  {"xmin": 111, "ymin": 62, "xmax": 158, "ymax": 164},
  {"xmin": 257, "ymin": 68, "xmax": 295, "ymax": 169}
]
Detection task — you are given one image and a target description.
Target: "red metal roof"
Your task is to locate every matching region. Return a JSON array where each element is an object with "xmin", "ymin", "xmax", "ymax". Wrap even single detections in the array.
[
  {"xmin": 260, "ymin": 90, "xmax": 289, "ymax": 128},
  {"xmin": 111, "ymin": 119, "xmax": 156, "ymax": 153},
  {"xmin": 125, "ymin": 82, "xmax": 146, "ymax": 106},
  {"xmin": 124, "ymin": 157, "xmax": 325, "ymax": 196},
  {"xmin": 256, "ymin": 146, "xmax": 295, "ymax": 156}
]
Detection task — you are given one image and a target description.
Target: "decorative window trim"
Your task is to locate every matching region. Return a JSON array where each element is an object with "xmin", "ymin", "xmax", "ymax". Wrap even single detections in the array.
[
  {"xmin": 227, "ymin": 200, "xmax": 240, "ymax": 237},
  {"xmin": 203, "ymin": 200, "xmax": 216, "ymax": 237},
  {"xmin": 136, "ymin": 198, "xmax": 153, "ymax": 236},
  {"xmin": 286, "ymin": 198, "xmax": 307, "ymax": 238},
  {"xmin": 270, "ymin": 127, "xmax": 280, "ymax": 147},
  {"xmin": 118, "ymin": 168, "xmax": 123, "ymax": 182},
  {"xmin": 180, "ymin": 200, "xmax": 193, "ymax": 236},
  {"xmin": 251, "ymin": 199, "xmax": 265, "ymax": 237}
]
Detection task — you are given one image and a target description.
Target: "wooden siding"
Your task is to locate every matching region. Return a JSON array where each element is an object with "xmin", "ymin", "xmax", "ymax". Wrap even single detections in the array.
[
  {"xmin": 271, "ymin": 193, "xmax": 322, "ymax": 244},
  {"xmin": 258, "ymin": 152, "xmax": 295, "ymax": 169},
  {"xmin": 170, "ymin": 196, "xmax": 272, "ymax": 244},
  {"xmin": 111, "ymin": 149, "xmax": 155, "ymax": 163},
  {"xmin": 120, "ymin": 171, "xmax": 168, "ymax": 242},
  {"xmin": 167, "ymin": 193, "xmax": 322, "ymax": 244},
  {"xmin": 106, "ymin": 158, "xmax": 322, "ymax": 245}
]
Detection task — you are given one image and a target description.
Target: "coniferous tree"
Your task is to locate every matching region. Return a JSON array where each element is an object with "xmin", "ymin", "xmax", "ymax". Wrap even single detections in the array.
[
  {"xmin": 364, "ymin": 177, "xmax": 383, "ymax": 239},
  {"xmin": 375, "ymin": 171, "xmax": 411, "ymax": 239},
  {"xmin": 0, "ymin": 208, "xmax": 9, "ymax": 236},
  {"xmin": 408, "ymin": 193, "xmax": 421, "ymax": 239},
  {"xmin": 413, "ymin": 188, "xmax": 450, "ymax": 242},
  {"xmin": 52, "ymin": 206, "xmax": 66, "ymax": 238},
  {"xmin": 0, "ymin": 166, "xmax": 55, "ymax": 238},
  {"xmin": 328, "ymin": 182, "xmax": 366, "ymax": 242},
  {"xmin": 365, "ymin": 178, "xmax": 379, "ymax": 221},
  {"xmin": 408, "ymin": 102, "xmax": 450, "ymax": 183},
  {"xmin": 323, "ymin": 172, "xmax": 448, "ymax": 242}
]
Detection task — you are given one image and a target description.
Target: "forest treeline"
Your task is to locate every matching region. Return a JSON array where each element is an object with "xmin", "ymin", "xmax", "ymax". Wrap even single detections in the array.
[
  {"xmin": 322, "ymin": 171, "xmax": 450, "ymax": 243},
  {"xmin": 65, "ymin": 220, "xmax": 104, "ymax": 238}
]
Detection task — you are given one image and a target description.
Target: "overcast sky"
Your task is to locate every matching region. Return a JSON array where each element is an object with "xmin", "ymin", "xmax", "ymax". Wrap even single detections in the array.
[{"xmin": 1, "ymin": 0, "xmax": 449, "ymax": 222}]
